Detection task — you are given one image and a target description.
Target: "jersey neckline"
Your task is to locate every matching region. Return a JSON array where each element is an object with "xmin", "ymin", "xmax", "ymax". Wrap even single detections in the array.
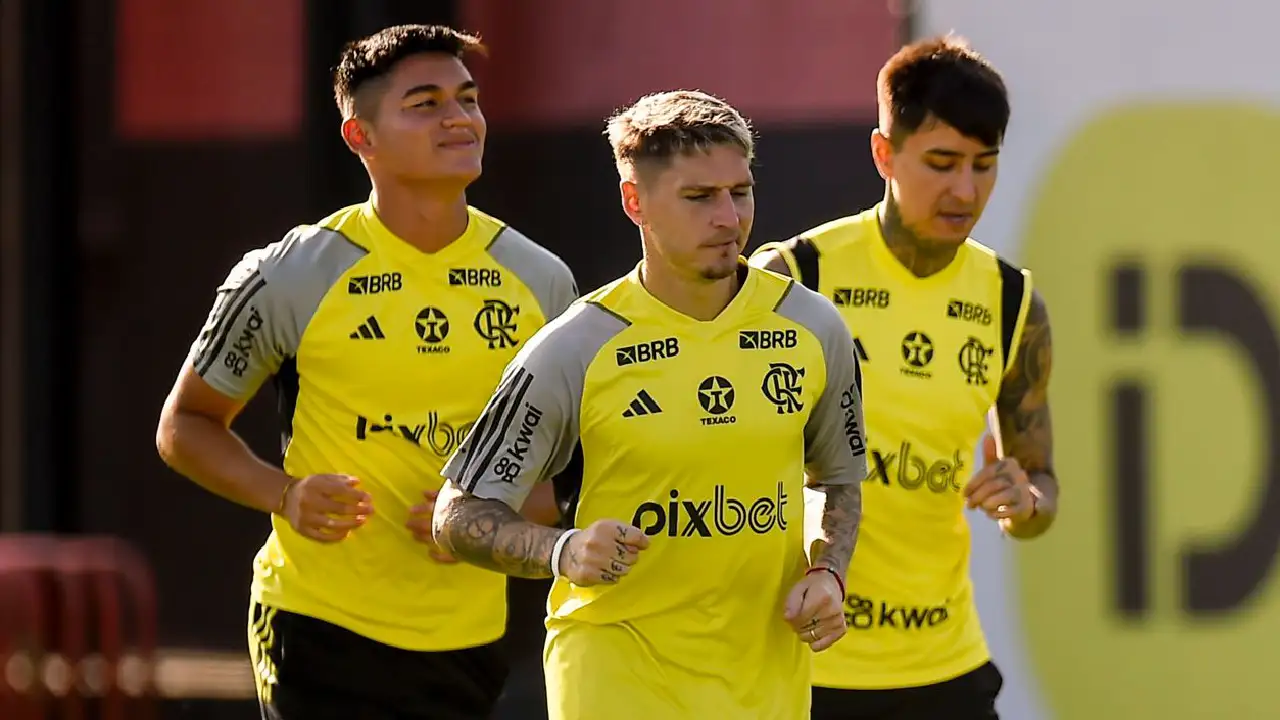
[
  {"xmin": 864, "ymin": 204, "xmax": 970, "ymax": 287},
  {"xmin": 357, "ymin": 199, "xmax": 490, "ymax": 264},
  {"xmin": 626, "ymin": 258, "xmax": 760, "ymax": 329}
]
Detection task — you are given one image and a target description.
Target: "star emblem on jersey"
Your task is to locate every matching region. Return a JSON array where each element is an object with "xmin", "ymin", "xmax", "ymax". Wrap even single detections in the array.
[
  {"xmin": 349, "ymin": 315, "xmax": 385, "ymax": 340},
  {"xmin": 697, "ymin": 376, "xmax": 736, "ymax": 416},
  {"xmin": 415, "ymin": 307, "xmax": 449, "ymax": 343},
  {"xmin": 901, "ymin": 331, "xmax": 934, "ymax": 367},
  {"xmin": 761, "ymin": 362, "xmax": 805, "ymax": 414},
  {"xmin": 473, "ymin": 299, "xmax": 520, "ymax": 349},
  {"xmin": 957, "ymin": 336, "xmax": 994, "ymax": 385},
  {"xmin": 622, "ymin": 389, "xmax": 663, "ymax": 418},
  {"xmin": 899, "ymin": 331, "xmax": 934, "ymax": 379}
]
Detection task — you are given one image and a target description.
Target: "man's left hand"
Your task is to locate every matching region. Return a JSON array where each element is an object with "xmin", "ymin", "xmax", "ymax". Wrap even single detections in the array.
[
  {"xmin": 407, "ymin": 489, "xmax": 457, "ymax": 563},
  {"xmin": 963, "ymin": 434, "xmax": 1035, "ymax": 525},
  {"xmin": 783, "ymin": 568, "xmax": 847, "ymax": 652}
]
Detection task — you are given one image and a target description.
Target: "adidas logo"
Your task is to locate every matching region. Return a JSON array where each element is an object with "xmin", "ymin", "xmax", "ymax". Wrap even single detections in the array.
[
  {"xmin": 621, "ymin": 389, "xmax": 662, "ymax": 418},
  {"xmin": 349, "ymin": 316, "xmax": 386, "ymax": 340}
]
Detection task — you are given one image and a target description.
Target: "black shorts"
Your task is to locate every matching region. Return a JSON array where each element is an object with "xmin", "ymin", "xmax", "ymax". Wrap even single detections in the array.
[
  {"xmin": 248, "ymin": 600, "xmax": 508, "ymax": 720},
  {"xmin": 810, "ymin": 662, "xmax": 1004, "ymax": 720}
]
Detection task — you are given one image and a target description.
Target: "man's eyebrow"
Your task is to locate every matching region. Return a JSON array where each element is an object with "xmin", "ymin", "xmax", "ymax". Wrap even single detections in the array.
[
  {"xmin": 924, "ymin": 148, "xmax": 1000, "ymax": 158},
  {"xmin": 401, "ymin": 80, "xmax": 478, "ymax": 99},
  {"xmin": 679, "ymin": 180, "xmax": 756, "ymax": 192}
]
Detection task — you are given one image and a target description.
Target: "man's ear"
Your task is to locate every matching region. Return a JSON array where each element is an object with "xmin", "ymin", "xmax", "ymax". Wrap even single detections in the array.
[
  {"xmin": 342, "ymin": 118, "xmax": 374, "ymax": 158},
  {"xmin": 620, "ymin": 179, "xmax": 644, "ymax": 228},
  {"xmin": 870, "ymin": 128, "xmax": 894, "ymax": 181}
]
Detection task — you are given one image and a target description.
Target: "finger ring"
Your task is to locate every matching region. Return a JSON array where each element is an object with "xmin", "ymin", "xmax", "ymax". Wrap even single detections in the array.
[
  {"xmin": 997, "ymin": 504, "xmax": 1010, "ymax": 514},
  {"xmin": 808, "ymin": 628, "xmax": 818, "ymax": 642}
]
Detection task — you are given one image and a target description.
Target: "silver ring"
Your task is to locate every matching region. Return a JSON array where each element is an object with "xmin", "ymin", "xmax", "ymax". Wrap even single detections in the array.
[
  {"xmin": 808, "ymin": 628, "xmax": 818, "ymax": 642},
  {"xmin": 997, "ymin": 504, "xmax": 1010, "ymax": 514}
]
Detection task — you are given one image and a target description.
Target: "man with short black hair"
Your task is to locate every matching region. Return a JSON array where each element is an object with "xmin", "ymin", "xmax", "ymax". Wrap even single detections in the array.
[
  {"xmin": 752, "ymin": 35, "xmax": 1059, "ymax": 720},
  {"xmin": 156, "ymin": 24, "xmax": 575, "ymax": 720}
]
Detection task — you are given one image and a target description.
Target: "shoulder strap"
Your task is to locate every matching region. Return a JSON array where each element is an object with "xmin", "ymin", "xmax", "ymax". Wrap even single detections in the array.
[
  {"xmin": 997, "ymin": 256, "xmax": 1031, "ymax": 374},
  {"xmin": 785, "ymin": 236, "xmax": 821, "ymax": 292}
]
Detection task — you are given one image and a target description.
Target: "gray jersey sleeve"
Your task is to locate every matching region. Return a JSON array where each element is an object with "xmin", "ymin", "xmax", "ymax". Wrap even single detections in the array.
[
  {"xmin": 775, "ymin": 282, "xmax": 868, "ymax": 487},
  {"xmin": 488, "ymin": 227, "xmax": 579, "ymax": 321},
  {"xmin": 187, "ymin": 225, "xmax": 367, "ymax": 401},
  {"xmin": 441, "ymin": 301, "xmax": 626, "ymax": 510}
]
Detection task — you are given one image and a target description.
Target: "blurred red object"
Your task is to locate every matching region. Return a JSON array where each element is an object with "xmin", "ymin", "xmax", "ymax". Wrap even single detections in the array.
[{"xmin": 0, "ymin": 536, "xmax": 157, "ymax": 720}]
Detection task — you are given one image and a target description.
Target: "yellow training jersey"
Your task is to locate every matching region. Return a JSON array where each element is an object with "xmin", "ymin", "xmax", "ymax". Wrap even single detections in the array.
[
  {"xmin": 750, "ymin": 205, "xmax": 1032, "ymax": 689},
  {"xmin": 187, "ymin": 200, "xmax": 576, "ymax": 650},
  {"xmin": 442, "ymin": 262, "xmax": 868, "ymax": 719}
]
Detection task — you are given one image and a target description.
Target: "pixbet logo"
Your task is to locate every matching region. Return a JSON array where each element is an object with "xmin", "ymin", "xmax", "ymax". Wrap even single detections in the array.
[{"xmin": 631, "ymin": 483, "xmax": 789, "ymax": 537}]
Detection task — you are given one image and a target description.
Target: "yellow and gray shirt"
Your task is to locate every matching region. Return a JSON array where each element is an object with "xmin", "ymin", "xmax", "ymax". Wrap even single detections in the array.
[{"xmin": 189, "ymin": 200, "xmax": 577, "ymax": 651}]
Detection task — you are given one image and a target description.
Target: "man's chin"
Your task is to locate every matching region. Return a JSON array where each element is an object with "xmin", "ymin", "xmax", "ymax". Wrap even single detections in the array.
[{"xmin": 698, "ymin": 261, "xmax": 740, "ymax": 282}]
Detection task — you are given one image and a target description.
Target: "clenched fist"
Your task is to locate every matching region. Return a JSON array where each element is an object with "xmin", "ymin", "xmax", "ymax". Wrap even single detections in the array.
[
  {"xmin": 557, "ymin": 520, "xmax": 650, "ymax": 586},
  {"xmin": 280, "ymin": 474, "xmax": 372, "ymax": 543}
]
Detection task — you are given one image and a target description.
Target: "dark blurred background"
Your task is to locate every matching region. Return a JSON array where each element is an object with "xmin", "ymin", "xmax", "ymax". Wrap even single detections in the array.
[{"xmin": 1, "ymin": 0, "xmax": 904, "ymax": 717}]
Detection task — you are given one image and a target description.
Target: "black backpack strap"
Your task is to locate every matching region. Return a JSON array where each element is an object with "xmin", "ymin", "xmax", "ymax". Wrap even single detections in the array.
[{"xmin": 997, "ymin": 256, "xmax": 1030, "ymax": 374}]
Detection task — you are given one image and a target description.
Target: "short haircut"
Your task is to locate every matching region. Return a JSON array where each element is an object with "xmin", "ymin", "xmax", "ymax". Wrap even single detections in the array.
[
  {"xmin": 333, "ymin": 24, "xmax": 486, "ymax": 119},
  {"xmin": 877, "ymin": 34, "xmax": 1010, "ymax": 148},
  {"xmin": 605, "ymin": 90, "xmax": 755, "ymax": 178}
]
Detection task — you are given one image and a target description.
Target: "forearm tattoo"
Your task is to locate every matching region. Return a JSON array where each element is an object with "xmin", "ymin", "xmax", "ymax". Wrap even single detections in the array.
[
  {"xmin": 434, "ymin": 493, "xmax": 562, "ymax": 579},
  {"xmin": 997, "ymin": 290, "xmax": 1059, "ymax": 508},
  {"xmin": 815, "ymin": 482, "xmax": 861, "ymax": 577}
]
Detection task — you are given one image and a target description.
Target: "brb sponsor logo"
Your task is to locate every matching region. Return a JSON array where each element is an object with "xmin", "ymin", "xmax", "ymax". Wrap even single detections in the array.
[
  {"xmin": 632, "ymin": 483, "xmax": 789, "ymax": 537},
  {"xmin": 833, "ymin": 287, "xmax": 891, "ymax": 309},
  {"xmin": 946, "ymin": 299, "xmax": 992, "ymax": 326},
  {"xmin": 616, "ymin": 337, "xmax": 679, "ymax": 366},
  {"xmin": 739, "ymin": 329, "xmax": 797, "ymax": 349},
  {"xmin": 354, "ymin": 413, "xmax": 474, "ymax": 458},
  {"xmin": 448, "ymin": 268, "xmax": 501, "ymax": 287},
  {"xmin": 1018, "ymin": 102, "xmax": 1280, "ymax": 718},
  {"xmin": 348, "ymin": 272, "xmax": 402, "ymax": 295},
  {"xmin": 867, "ymin": 443, "xmax": 964, "ymax": 493},
  {"xmin": 224, "ymin": 306, "xmax": 264, "ymax": 377},
  {"xmin": 493, "ymin": 402, "xmax": 543, "ymax": 482},
  {"xmin": 845, "ymin": 593, "xmax": 950, "ymax": 631}
]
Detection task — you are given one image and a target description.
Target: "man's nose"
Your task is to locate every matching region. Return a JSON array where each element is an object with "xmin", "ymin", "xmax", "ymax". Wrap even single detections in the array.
[
  {"xmin": 950, "ymin": 168, "xmax": 978, "ymax": 204},
  {"xmin": 710, "ymin": 191, "xmax": 741, "ymax": 228}
]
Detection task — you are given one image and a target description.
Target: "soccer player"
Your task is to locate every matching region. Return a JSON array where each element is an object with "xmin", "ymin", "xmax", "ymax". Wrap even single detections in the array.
[
  {"xmin": 750, "ymin": 35, "xmax": 1057, "ymax": 720},
  {"xmin": 430, "ymin": 90, "xmax": 867, "ymax": 719},
  {"xmin": 154, "ymin": 25, "xmax": 576, "ymax": 720}
]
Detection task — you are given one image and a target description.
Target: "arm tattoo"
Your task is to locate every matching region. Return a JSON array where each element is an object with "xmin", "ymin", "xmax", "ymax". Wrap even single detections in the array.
[
  {"xmin": 434, "ymin": 492, "xmax": 563, "ymax": 579},
  {"xmin": 813, "ymin": 482, "xmax": 861, "ymax": 577},
  {"xmin": 997, "ymin": 291, "xmax": 1059, "ymax": 534}
]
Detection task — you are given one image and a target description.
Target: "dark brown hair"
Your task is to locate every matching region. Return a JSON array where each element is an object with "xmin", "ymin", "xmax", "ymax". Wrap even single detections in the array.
[
  {"xmin": 877, "ymin": 34, "xmax": 1009, "ymax": 147},
  {"xmin": 333, "ymin": 24, "xmax": 486, "ymax": 118}
]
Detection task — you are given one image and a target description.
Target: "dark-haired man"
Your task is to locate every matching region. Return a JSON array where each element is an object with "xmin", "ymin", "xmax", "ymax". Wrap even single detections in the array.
[
  {"xmin": 432, "ymin": 90, "xmax": 867, "ymax": 719},
  {"xmin": 156, "ymin": 24, "xmax": 576, "ymax": 720},
  {"xmin": 751, "ymin": 35, "xmax": 1058, "ymax": 720}
]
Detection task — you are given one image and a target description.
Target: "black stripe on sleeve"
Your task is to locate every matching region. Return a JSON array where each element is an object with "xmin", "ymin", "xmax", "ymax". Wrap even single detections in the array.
[
  {"xmin": 460, "ymin": 368, "xmax": 535, "ymax": 490},
  {"xmin": 786, "ymin": 237, "xmax": 820, "ymax": 292},
  {"xmin": 456, "ymin": 366, "xmax": 527, "ymax": 480},
  {"xmin": 997, "ymin": 256, "xmax": 1028, "ymax": 374},
  {"xmin": 195, "ymin": 274, "xmax": 267, "ymax": 376}
]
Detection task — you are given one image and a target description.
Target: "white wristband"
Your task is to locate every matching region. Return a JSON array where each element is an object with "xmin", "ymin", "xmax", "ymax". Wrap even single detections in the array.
[{"xmin": 550, "ymin": 529, "xmax": 580, "ymax": 580}]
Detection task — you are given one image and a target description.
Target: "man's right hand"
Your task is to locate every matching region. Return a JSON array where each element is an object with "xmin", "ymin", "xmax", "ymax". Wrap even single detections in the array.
[
  {"xmin": 280, "ymin": 474, "xmax": 373, "ymax": 543},
  {"xmin": 558, "ymin": 519, "xmax": 650, "ymax": 586}
]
